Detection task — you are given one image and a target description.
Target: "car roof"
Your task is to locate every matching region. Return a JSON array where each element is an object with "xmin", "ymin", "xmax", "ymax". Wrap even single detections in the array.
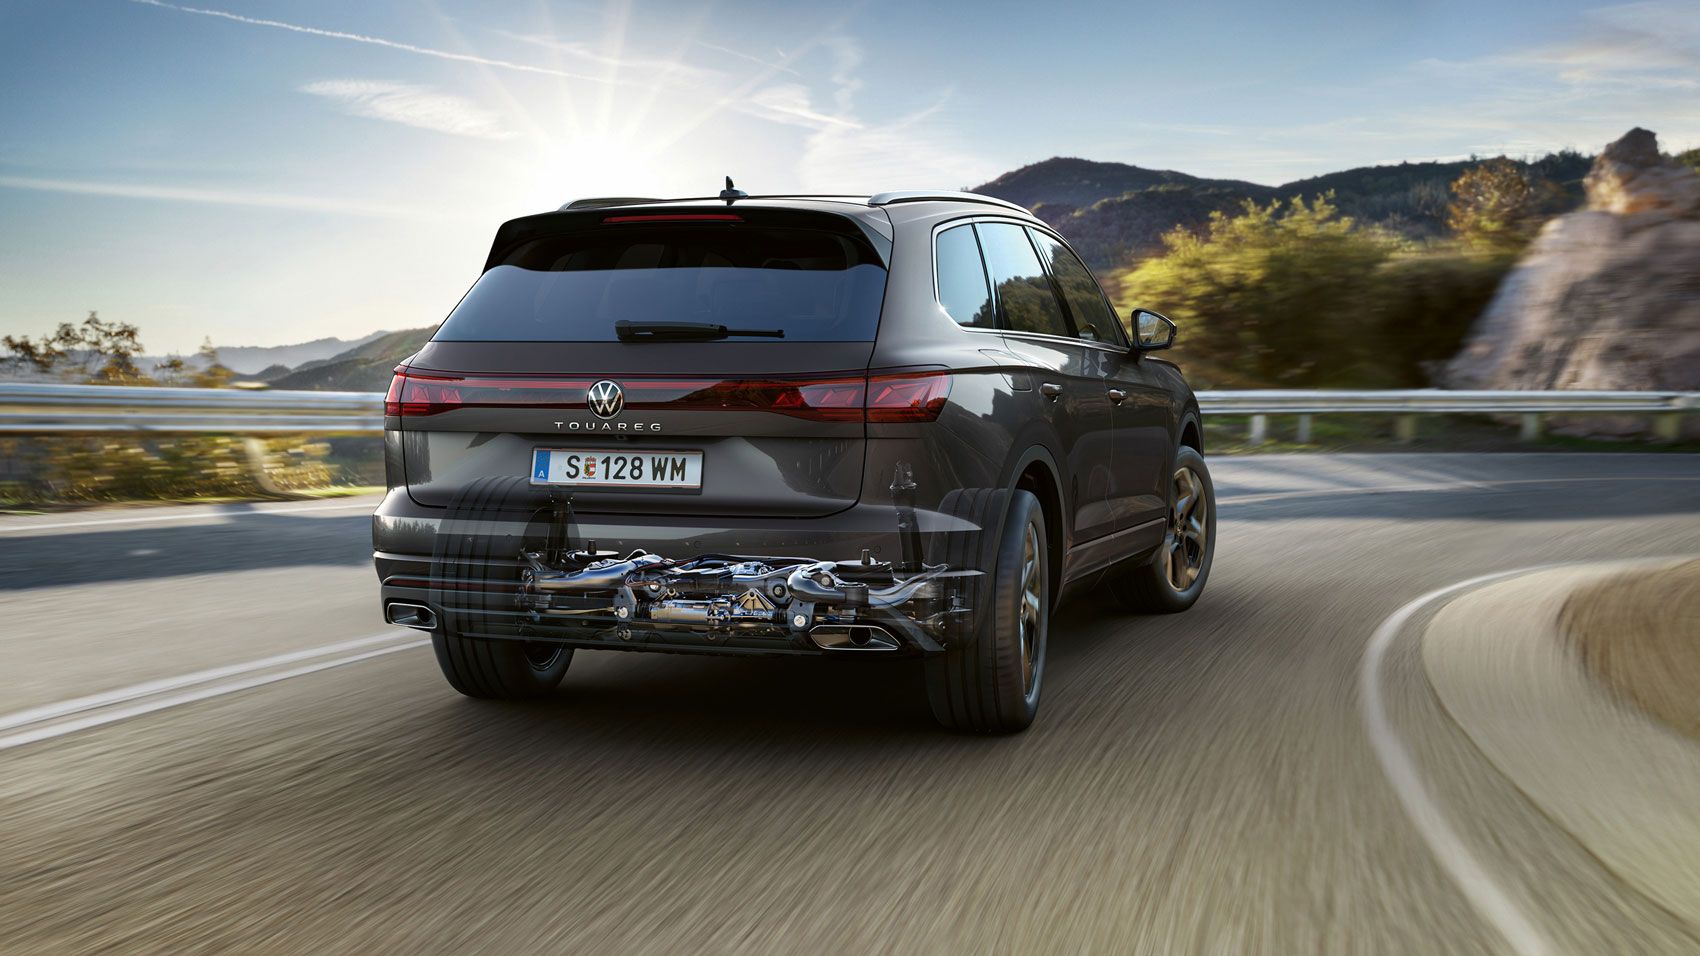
[{"xmin": 557, "ymin": 191, "xmax": 1035, "ymax": 221}]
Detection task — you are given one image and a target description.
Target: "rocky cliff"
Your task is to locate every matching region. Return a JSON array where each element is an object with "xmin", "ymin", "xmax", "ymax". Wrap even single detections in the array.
[{"xmin": 1443, "ymin": 129, "xmax": 1700, "ymax": 436}]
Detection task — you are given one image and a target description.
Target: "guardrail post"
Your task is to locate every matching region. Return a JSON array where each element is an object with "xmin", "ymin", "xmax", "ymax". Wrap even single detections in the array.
[
  {"xmin": 1653, "ymin": 413, "xmax": 1682, "ymax": 443},
  {"xmin": 241, "ymin": 437, "xmax": 294, "ymax": 498},
  {"xmin": 1519, "ymin": 413, "xmax": 1542, "ymax": 442},
  {"xmin": 1394, "ymin": 415, "xmax": 1418, "ymax": 444},
  {"xmin": 1248, "ymin": 414, "xmax": 1268, "ymax": 446},
  {"xmin": 1295, "ymin": 414, "xmax": 1313, "ymax": 445}
]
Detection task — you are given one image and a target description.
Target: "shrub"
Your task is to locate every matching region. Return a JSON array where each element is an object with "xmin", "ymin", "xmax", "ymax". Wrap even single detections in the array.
[
  {"xmin": 1116, "ymin": 194, "xmax": 1400, "ymax": 386},
  {"xmin": 1112, "ymin": 194, "xmax": 1515, "ymax": 388}
]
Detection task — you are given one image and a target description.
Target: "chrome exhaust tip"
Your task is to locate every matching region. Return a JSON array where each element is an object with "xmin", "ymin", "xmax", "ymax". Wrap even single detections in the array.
[
  {"xmin": 809, "ymin": 624, "xmax": 900, "ymax": 652},
  {"xmin": 386, "ymin": 601, "xmax": 438, "ymax": 631}
]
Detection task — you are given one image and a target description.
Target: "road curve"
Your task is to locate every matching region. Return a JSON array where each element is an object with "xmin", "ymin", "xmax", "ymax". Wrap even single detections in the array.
[{"xmin": 2, "ymin": 454, "xmax": 1698, "ymax": 954}]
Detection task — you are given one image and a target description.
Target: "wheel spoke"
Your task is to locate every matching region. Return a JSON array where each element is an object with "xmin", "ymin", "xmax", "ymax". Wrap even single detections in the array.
[{"xmin": 1015, "ymin": 523, "xmax": 1045, "ymax": 693}]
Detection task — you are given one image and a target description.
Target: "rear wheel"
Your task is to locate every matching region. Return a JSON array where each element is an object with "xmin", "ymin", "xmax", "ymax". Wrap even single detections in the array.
[
  {"xmin": 1107, "ymin": 444, "xmax": 1215, "ymax": 613},
  {"xmin": 430, "ymin": 476, "xmax": 573, "ymax": 699},
  {"xmin": 925, "ymin": 488, "xmax": 1047, "ymax": 734}
]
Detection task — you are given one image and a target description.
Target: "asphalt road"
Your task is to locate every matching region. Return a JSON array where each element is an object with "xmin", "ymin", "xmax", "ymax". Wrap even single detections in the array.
[{"xmin": 2, "ymin": 454, "xmax": 1698, "ymax": 954}]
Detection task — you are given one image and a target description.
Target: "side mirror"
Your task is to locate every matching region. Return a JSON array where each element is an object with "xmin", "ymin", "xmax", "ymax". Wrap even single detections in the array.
[{"xmin": 1131, "ymin": 308, "xmax": 1176, "ymax": 351}]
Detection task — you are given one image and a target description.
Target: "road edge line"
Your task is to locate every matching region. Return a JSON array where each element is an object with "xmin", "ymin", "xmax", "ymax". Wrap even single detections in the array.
[
  {"xmin": 0, "ymin": 630, "xmax": 418, "ymax": 734},
  {"xmin": 0, "ymin": 639, "xmax": 429, "ymax": 752},
  {"xmin": 1361, "ymin": 567, "xmax": 1557, "ymax": 956}
]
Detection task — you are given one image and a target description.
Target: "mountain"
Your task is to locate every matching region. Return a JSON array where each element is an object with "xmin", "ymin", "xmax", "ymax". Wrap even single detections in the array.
[
  {"xmin": 974, "ymin": 157, "xmax": 1271, "ymax": 210},
  {"xmin": 211, "ymin": 331, "xmax": 391, "ymax": 375},
  {"xmin": 265, "ymin": 327, "xmax": 435, "ymax": 391},
  {"xmin": 1442, "ymin": 129, "xmax": 1700, "ymax": 437},
  {"xmin": 972, "ymin": 153, "xmax": 1593, "ymax": 269}
]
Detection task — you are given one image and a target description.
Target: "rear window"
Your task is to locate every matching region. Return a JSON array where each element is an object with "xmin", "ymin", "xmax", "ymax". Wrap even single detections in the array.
[{"xmin": 435, "ymin": 224, "xmax": 888, "ymax": 342}]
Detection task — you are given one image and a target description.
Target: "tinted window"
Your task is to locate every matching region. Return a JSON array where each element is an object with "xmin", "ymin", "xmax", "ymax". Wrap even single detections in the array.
[
  {"xmin": 935, "ymin": 224, "xmax": 994, "ymax": 327},
  {"xmin": 1031, "ymin": 230, "xmax": 1126, "ymax": 346},
  {"xmin": 434, "ymin": 225, "xmax": 888, "ymax": 342},
  {"xmin": 975, "ymin": 222, "xmax": 1071, "ymax": 338}
]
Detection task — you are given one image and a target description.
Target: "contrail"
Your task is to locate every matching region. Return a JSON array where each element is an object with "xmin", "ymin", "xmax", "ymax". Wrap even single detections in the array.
[
  {"xmin": 0, "ymin": 174, "xmax": 431, "ymax": 220},
  {"xmin": 127, "ymin": 0, "xmax": 608, "ymax": 84}
]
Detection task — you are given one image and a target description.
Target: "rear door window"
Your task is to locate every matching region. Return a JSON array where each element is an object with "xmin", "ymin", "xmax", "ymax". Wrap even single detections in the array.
[
  {"xmin": 935, "ymin": 224, "xmax": 994, "ymax": 327},
  {"xmin": 435, "ymin": 224, "xmax": 888, "ymax": 342},
  {"xmin": 974, "ymin": 222, "xmax": 1072, "ymax": 338},
  {"xmin": 1029, "ymin": 230, "xmax": 1127, "ymax": 346}
]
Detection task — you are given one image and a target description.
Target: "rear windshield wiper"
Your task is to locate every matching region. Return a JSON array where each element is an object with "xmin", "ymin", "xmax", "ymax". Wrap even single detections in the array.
[{"xmin": 615, "ymin": 320, "xmax": 785, "ymax": 341}]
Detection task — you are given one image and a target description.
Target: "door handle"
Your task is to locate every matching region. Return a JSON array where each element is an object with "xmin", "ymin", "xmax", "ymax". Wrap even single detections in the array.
[
  {"xmin": 1106, "ymin": 388, "xmax": 1128, "ymax": 404},
  {"xmin": 1039, "ymin": 382, "xmax": 1063, "ymax": 400}
]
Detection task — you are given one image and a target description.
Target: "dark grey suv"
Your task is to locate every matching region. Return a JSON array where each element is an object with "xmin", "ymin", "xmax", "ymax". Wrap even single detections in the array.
[{"xmin": 373, "ymin": 188, "xmax": 1215, "ymax": 733}]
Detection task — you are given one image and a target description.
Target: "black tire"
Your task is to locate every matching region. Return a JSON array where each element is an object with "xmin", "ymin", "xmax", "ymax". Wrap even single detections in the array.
[
  {"xmin": 430, "ymin": 476, "xmax": 572, "ymax": 699},
  {"xmin": 1107, "ymin": 444, "xmax": 1215, "ymax": 613},
  {"xmin": 925, "ymin": 488, "xmax": 1048, "ymax": 734}
]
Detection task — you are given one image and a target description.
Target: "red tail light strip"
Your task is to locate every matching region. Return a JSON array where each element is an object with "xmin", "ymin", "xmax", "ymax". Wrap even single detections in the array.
[
  {"xmin": 385, "ymin": 369, "xmax": 950, "ymax": 422},
  {"xmin": 602, "ymin": 214, "xmax": 743, "ymax": 223}
]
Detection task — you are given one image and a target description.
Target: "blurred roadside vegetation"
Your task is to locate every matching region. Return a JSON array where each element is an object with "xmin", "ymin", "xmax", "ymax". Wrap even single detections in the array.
[
  {"xmin": 1111, "ymin": 160, "xmax": 1563, "ymax": 388},
  {"xmin": 0, "ymin": 313, "xmax": 381, "ymax": 507}
]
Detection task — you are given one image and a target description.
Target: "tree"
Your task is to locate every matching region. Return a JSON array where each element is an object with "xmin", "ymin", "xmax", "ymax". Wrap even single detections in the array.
[
  {"xmin": 1117, "ymin": 194, "xmax": 1401, "ymax": 386},
  {"xmin": 1446, "ymin": 158, "xmax": 1559, "ymax": 254},
  {"xmin": 1, "ymin": 312, "xmax": 149, "ymax": 383},
  {"xmin": 1676, "ymin": 148, "xmax": 1700, "ymax": 174},
  {"xmin": 191, "ymin": 338, "xmax": 235, "ymax": 388}
]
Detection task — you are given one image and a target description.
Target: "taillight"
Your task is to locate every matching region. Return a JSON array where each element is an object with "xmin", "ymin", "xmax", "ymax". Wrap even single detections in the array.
[
  {"xmin": 384, "ymin": 370, "xmax": 467, "ymax": 417},
  {"xmin": 866, "ymin": 371, "xmax": 952, "ymax": 422},
  {"xmin": 706, "ymin": 378, "xmax": 866, "ymax": 421},
  {"xmin": 382, "ymin": 370, "xmax": 950, "ymax": 422},
  {"xmin": 383, "ymin": 370, "xmax": 405, "ymax": 416}
]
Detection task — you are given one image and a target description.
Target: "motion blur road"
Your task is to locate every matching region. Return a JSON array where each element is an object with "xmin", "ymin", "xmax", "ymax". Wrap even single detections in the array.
[{"xmin": 3, "ymin": 454, "xmax": 1698, "ymax": 954}]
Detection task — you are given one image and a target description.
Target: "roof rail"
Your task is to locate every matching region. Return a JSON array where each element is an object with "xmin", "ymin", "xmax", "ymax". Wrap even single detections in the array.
[
  {"xmin": 558, "ymin": 197, "xmax": 665, "ymax": 211},
  {"xmin": 867, "ymin": 190, "xmax": 1030, "ymax": 214}
]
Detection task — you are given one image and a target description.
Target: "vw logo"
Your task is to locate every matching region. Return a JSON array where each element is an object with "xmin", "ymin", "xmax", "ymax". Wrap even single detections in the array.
[{"xmin": 587, "ymin": 380, "xmax": 624, "ymax": 419}]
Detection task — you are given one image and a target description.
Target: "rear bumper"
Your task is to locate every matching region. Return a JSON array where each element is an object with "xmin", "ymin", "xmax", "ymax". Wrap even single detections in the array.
[{"xmin": 372, "ymin": 488, "xmax": 914, "ymax": 563}]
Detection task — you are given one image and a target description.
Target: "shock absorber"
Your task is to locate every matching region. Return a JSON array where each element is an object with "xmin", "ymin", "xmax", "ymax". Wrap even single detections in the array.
[
  {"xmin": 891, "ymin": 462, "xmax": 922, "ymax": 574},
  {"xmin": 544, "ymin": 491, "xmax": 574, "ymax": 567}
]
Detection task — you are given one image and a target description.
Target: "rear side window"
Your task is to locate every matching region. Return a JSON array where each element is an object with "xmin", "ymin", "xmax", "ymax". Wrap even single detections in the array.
[
  {"xmin": 435, "ymin": 225, "xmax": 888, "ymax": 342},
  {"xmin": 975, "ymin": 222, "xmax": 1072, "ymax": 338},
  {"xmin": 934, "ymin": 224, "xmax": 994, "ymax": 327},
  {"xmin": 1030, "ymin": 230, "xmax": 1127, "ymax": 346}
]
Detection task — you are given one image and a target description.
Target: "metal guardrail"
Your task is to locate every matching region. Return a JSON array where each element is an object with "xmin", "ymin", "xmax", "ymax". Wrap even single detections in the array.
[
  {"xmin": 0, "ymin": 382, "xmax": 383, "ymax": 435},
  {"xmin": 0, "ymin": 382, "xmax": 1695, "ymax": 442}
]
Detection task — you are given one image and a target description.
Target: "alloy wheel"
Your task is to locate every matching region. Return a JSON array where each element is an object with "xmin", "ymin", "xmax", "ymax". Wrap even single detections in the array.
[{"xmin": 1166, "ymin": 466, "xmax": 1209, "ymax": 591}]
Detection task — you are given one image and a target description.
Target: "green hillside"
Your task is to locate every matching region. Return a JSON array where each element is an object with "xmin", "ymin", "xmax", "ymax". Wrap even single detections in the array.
[{"xmin": 974, "ymin": 152, "xmax": 1593, "ymax": 269}]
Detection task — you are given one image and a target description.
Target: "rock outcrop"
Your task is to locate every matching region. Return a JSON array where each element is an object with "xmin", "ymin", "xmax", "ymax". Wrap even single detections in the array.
[{"xmin": 1443, "ymin": 129, "xmax": 1700, "ymax": 436}]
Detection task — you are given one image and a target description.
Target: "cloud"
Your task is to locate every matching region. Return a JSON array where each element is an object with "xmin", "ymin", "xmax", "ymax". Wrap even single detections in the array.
[
  {"xmin": 755, "ymin": 38, "xmax": 993, "ymax": 190},
  {"xmin": 301, "ymin": 80, "xmax": 515, "ymax": 139},
  {"xmin": 0, "ymin": 175, "xmax": 430, "ymax": 219},
  {"xmin": 693, "ymin": 40, "xmax": 802, "ymax": 77},
  {"xmin": 127, "ymin": 0, "xmax": 608, "ymax": 83},
  {"xmin": 490, "ymin": 29, "xmax": 726, "ymax": 85},
  {"xmin": 747, "ymin": 84, "xmax": 862, "ymax": 130}
]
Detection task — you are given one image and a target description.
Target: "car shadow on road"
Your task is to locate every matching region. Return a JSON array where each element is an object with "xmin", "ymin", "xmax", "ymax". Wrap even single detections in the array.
[{"xmin": 399, "ymin": 593, "xmax": 1165, "ymax": 750}]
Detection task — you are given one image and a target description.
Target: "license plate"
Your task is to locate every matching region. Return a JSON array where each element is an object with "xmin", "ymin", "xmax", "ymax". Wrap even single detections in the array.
[{"xmin": 530, "ymin": 449, "xmax": 702, "ymax": 489}]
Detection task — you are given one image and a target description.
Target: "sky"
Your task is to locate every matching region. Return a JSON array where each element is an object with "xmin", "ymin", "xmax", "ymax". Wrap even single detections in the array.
[{"xmin": 1, "ymin": 0, "xmax": 1697, "ymax": 354}]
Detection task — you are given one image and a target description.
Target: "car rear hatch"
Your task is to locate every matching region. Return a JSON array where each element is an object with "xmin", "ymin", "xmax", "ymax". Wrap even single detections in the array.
[{"xmin": 392, "ymin": 203, "xmax": 907, "ymax": 518}]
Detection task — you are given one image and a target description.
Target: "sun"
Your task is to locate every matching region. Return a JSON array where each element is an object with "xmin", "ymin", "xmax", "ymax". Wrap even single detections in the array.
[{"xmin": 519, "ymin": 130, "xmax": 687, "ymax": 209}]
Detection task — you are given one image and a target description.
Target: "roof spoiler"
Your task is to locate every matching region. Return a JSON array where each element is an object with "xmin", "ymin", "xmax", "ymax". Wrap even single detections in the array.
[
  {"xmin": 483, "ymin": 205, "xmax": 894, "ymax": 273},
  {"xmin": 558, "ymin": 197, "xmax": 665, "ymax": 211}
]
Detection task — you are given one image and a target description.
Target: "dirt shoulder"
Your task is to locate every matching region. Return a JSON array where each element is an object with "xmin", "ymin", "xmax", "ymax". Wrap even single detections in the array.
[{"xmin": 1564, "ymin": 558, "xmax": 1700, "ymax": 742}]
